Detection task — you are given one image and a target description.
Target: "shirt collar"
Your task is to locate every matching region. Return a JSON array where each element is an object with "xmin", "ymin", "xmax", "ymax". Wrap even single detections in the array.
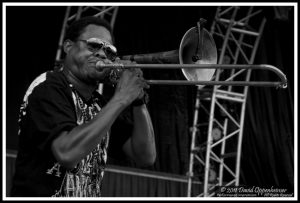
[{"xmin": 61, "ymin": 68, "xmax": 98, "ymax": 103}]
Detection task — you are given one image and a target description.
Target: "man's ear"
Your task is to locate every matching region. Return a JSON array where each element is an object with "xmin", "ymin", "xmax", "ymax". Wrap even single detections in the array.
[{"xmin": 63, "ymin": 39, "xmax": 73, "ymax": 54}]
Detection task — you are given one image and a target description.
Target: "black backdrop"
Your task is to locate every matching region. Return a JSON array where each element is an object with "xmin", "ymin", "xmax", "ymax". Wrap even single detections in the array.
[{"xmin": 5, "ymin": 5, "xmax": 295, "ymax": 193}]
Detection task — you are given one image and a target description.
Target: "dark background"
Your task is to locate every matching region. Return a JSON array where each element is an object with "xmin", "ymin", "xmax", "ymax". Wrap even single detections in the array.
[{"xmin": 5, "ymin": 5, "xmax": 295, "ymax": 193}]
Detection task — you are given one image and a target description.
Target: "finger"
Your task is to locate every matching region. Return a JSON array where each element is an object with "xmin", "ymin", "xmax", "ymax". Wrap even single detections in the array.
[
  {"xmin": 135, "ymin": 68, "xmax": 143, "ymax": 77},
  {"xmin": 128, "ymin": 67, "xmax": 142, "ymax": 77},
  {"xmin": 140, "ymin": 78, "xmax": 149, "ymax": 89}
]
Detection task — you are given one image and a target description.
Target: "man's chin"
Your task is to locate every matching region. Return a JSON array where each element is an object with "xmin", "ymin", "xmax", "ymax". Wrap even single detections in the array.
[{"xmin": 88, "ymin": 71, "xmax": 109, "ymax": 83}]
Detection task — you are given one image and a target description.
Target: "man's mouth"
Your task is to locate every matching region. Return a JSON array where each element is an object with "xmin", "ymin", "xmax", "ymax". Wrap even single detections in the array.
[
  {"xmin": 94, "ymin": 61, "xmax": 114, "ymax": 78},
  {"xmin": 95, "ymin": 61, "xmax": 108, "ymax": 71}
]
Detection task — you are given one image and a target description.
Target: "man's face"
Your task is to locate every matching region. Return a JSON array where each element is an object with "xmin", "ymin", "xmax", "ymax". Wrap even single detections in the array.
[{"xmin": 64, "ymin": 24, "xmax": 115, "ymax": 85}]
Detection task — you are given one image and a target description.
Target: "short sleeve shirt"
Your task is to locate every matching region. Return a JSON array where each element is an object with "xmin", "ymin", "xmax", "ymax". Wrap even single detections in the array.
[{"xmin": 11, "ymin": 70, "xmax": 132, "ymax": 197}]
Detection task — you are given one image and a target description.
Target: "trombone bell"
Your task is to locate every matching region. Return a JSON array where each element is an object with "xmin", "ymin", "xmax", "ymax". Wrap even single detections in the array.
[{"xmin": 179, "ymin": 27, "xmax": 217, "ymax": 88}]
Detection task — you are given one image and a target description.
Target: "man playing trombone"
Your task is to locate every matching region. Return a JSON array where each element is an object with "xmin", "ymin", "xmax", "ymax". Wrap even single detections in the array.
[{"xmin": 11, "ymin": 16, "xmax": 156, "ymax": 197}]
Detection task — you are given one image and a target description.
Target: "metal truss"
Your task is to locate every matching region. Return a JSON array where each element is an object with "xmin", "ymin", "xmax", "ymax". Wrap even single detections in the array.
[
  {"xmin": 55, "ymin": 6, "xmax": 119, "ymax": 63},
  {"xmin": 187, "ymin": 6, "xmax": 266, "ymax": 197}
]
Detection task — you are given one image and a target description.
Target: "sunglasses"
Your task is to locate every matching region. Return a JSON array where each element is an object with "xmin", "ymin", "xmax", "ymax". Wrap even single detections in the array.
[{"xmin": 77, "ymin": 38, "xmax": 118, "ymax": 61}]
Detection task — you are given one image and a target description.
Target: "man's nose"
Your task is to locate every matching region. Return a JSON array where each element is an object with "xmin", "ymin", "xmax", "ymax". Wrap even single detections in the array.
[{"xmin": 94, "ymin": 49, "xmax": 107, "ymax": 59}]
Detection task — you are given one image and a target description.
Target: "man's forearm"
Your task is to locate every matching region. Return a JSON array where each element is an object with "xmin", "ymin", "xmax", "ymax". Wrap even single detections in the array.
[
  {"xmin": 131, "ymin": 105, "xmax": 156, "ymax": 165},
  {"xmin": 52, "ymin": 95, "xmax": 129, "ymax": 169}
]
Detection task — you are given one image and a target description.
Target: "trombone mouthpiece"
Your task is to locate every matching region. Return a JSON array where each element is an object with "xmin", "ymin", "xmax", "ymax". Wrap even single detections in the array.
[{"xmin": 96, "ymin": 61, "xmax": 124, "ymax": 69}]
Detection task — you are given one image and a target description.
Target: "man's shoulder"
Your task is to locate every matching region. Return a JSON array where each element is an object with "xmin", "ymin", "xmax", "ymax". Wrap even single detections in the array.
[
  {"xmin": 44, "ymin": 70, "xmax": 69, "ymax": 86},
  {"xmin": 30, "ymin": 70, "xmax": 68, "ymax": 90},
  {"xmin": 24, "ymin": 70, "xmax": 70, "ymax": 101}
]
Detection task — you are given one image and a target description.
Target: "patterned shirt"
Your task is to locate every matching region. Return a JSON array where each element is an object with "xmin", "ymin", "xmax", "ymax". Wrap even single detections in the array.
[{"xmin": 11, "ymin": 70, "xmax": 132, "ymax": 197}]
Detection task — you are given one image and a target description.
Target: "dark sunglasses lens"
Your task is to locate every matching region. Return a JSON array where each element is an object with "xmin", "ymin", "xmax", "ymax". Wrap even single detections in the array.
[
  {"xmin": 87, "ymin": 41, "xmax": 103, "ymax": 52},
  {"xmin": 105, "ymin": 47, "xmax": 117, "ymax": 61}
]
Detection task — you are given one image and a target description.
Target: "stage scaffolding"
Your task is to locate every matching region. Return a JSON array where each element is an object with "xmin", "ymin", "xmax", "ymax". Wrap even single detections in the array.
[{"xmin": 187, "ymin": 6, "xmax": 266, "ymax": 197}]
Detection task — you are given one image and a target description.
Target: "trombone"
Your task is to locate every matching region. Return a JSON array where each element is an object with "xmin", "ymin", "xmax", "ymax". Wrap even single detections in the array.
[{"xmin": 100, "ymin": 26, "xmax": 288, "ymax": 89}]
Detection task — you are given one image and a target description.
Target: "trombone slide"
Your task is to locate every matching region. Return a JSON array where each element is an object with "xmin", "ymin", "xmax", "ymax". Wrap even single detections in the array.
[{"xmin": 99, "ymin": 63, "xmax": 287, "ymax": 88}]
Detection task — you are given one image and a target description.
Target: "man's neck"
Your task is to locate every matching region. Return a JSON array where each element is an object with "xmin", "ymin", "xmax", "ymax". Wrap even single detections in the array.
[{"xmin": 62, "ymin": 68, "xmax": 97, "ymax": 101}]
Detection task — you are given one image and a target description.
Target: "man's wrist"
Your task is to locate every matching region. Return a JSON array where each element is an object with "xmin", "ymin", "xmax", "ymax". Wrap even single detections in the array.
[
  {"xmin": 132, "ymin": 92, "xmax": 149, "ymax": 106},
  {"xmin": 132, "ymin": 98, "xmax": 146, "ymax": 106}
]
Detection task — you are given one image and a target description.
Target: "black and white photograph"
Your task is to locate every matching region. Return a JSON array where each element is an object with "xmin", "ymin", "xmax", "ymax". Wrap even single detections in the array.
[{"xmin": 3, "ymin": 2, "xmax": 297, "ymax": 200}]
